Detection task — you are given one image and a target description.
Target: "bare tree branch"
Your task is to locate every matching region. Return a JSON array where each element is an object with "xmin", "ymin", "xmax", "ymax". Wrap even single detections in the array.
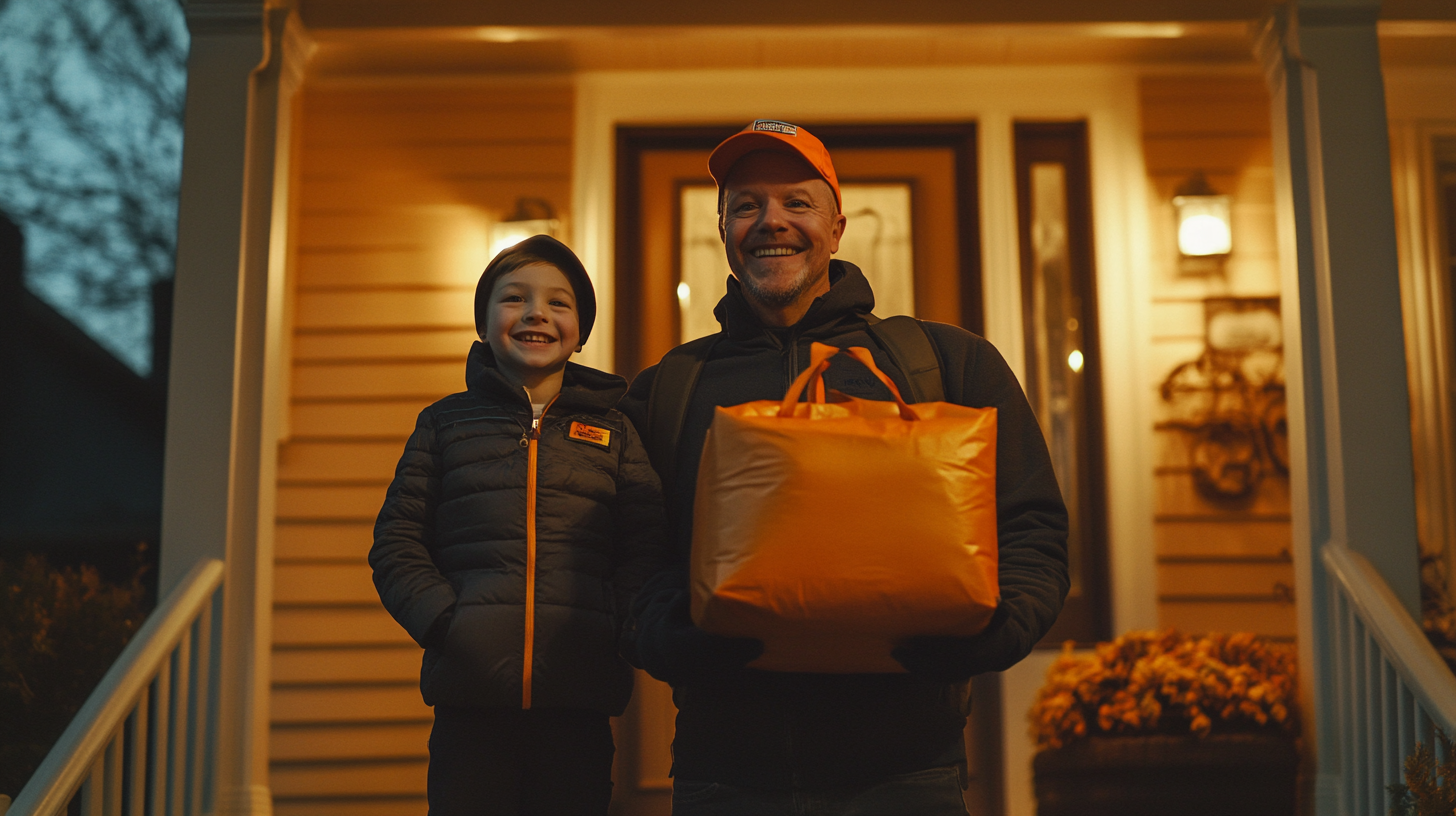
[{"xmin": 0, "ymin": 0, "xmax": 187, "ymax": 372}]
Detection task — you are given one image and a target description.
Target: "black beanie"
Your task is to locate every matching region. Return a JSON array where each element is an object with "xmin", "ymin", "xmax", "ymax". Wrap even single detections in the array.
[{"xmin": 473, "ymin": 234, "xmax": 597, "ymax": 345}]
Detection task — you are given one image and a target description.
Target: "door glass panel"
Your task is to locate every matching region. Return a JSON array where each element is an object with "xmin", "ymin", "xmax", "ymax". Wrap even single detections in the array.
[
  {"xmin": 1026, "ymin": 162, "xmax": 1086, "ymax": 597},
  {"xmin": 678, "ymin": 185, "xmax": 726, "ymax": 344},
  {"xmin": 838, "ymin": 184, "xmax": 916, "ymax": 318}
]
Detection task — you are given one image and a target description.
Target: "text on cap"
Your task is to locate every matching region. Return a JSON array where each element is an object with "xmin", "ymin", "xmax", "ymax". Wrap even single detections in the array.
[{"xmin": 752, "ymin": 120, "xmax": 799, "ymax": 136}]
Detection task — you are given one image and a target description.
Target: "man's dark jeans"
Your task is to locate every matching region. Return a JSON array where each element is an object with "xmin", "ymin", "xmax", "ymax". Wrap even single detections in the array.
[
  {"xmin": 671, "ymin": 765, "xmax": 970, "ymax": 816},
  {"xmin": 427, "ymin": 705, "xmax": 614, "ymax": 816}
]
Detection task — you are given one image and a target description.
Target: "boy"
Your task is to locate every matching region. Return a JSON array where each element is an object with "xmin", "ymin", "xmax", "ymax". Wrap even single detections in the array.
[{"xmin": 370, "ymin": 235, "xmax": 666, "ymax": 816}]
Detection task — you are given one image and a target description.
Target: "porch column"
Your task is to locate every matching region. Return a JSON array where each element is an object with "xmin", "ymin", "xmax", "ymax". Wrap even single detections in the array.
[
  {"xmin": 160, "ymin": 2, "xmax": 295, "ymax": 814},
  {"xmin": 1257, "ymin": 0, "xmax": 1421, "ymax": 812}
]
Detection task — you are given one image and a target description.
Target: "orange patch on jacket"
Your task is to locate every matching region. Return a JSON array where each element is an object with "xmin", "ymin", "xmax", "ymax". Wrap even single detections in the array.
[{"xmin": 568, "ymin": 422, "xmax": 611, "ymax": 447}]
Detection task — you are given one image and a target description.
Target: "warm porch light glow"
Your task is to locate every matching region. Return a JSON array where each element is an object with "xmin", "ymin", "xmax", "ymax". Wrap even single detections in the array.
[
  {"xmin": 1068, "ymin": 349, "xmax": 1085, "ymax": 373},
  {"xmin": 489, "ymin": 197, "xmax": 561, "ymax": 257},
  {"xmin": 677, "ymin": 282, "xmax": 691, "ymax": 303},
  {"xmin": 1177, "ymin": 211, "xmax": 1232, "ymax": 256},
  {"xmin": 1172, "ymin": 173, "xmax": 1232, "ymax": 258}
]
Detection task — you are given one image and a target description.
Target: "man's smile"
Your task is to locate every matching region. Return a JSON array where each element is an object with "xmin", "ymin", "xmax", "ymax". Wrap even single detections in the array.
[{"xmin": 751, "ymin": 246, "xmax": 799, "ymax": 258}]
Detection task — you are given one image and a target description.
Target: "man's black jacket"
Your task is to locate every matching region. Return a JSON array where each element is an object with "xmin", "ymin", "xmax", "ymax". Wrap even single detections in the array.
[{"xmin": 618, "ymin": 262, "xmax": 1070, "ymax": 787}]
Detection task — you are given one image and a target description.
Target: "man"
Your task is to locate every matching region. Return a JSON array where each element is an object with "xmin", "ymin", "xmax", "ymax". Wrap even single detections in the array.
[{"xmin": 621, "ymin": 120, "xmax": 1069, "ymax": 815}]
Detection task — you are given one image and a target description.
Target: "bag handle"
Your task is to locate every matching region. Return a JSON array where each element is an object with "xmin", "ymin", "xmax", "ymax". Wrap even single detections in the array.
[{"xmin": 777, "ymin": 342, "xmax": 920, "ymax": 421}]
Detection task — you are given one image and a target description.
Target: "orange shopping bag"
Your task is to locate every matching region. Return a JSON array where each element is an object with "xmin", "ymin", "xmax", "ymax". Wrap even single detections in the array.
[{"xmin": 690, "ymin": 342, "xmax": 999, "ymax": 673}]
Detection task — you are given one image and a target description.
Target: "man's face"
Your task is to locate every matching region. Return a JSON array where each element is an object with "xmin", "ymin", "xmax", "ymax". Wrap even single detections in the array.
[{"xmin": 719, "ymin": 150, "xmax": 846, "ymax": 311}]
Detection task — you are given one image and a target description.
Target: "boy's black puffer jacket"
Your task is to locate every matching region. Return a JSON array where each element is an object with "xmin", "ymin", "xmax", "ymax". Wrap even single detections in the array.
[{"xmin": 370, "ymin": 342, "xmax": 667, "ymax": 716}]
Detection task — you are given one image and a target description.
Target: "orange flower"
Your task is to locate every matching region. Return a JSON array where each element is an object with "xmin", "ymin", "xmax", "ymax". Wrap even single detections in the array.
[{"xmin": 1028, "ymin": 630, "xmax": 1299, "ymax": 750}]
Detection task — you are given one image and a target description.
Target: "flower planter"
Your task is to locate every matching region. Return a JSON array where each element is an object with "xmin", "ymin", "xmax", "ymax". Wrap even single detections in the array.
[{"xmin": 1033, "ymin": 732, "xmax": 1298, "ymax": 816}]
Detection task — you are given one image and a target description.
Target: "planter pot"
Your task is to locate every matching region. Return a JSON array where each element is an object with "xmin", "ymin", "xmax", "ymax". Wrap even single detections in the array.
[{"xmin": 1033, "ymin": 732, "xmax": 1298, "ymax": 816}]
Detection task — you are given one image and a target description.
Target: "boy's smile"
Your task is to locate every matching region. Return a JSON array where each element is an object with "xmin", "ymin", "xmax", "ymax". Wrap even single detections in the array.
[{"xmin": 483, "ymin": 262, "xmax": 581, "ymax": 396}]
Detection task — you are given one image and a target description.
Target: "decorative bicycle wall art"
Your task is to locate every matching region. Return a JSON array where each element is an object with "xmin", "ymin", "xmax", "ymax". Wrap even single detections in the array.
[{"xmin": 1157, "ymin": 297, "xmax": 1288, "ymax": 503}]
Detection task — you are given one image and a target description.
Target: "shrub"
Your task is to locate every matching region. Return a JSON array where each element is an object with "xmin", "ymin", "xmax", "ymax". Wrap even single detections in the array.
[
  {"xmin": 0, "ymin": 552, "xmax": 149, "ymax": 799},
  {"xmin": 1386, "ymin": 730, "xmax": 1456, "ymax": 816},
  {"xmin": 1029, "ymin": 630, "xmax": 1299, "ymax": 750}
]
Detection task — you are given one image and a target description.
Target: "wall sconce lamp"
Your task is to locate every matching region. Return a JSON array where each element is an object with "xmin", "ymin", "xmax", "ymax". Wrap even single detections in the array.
[
  {"xmin": 1172, "ymin": 172, "xmax": 1232, "ymax": 270},
  {"xmin": 489, "ymin": 197, "xmax": 561, "ymax": 257}
]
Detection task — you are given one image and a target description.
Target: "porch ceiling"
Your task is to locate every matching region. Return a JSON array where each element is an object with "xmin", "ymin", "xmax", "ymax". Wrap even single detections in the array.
[
  {"xmin": 299, "ymin": 19, "xmax": 1456, "ymax": 81},
  {"xmin": 296, "ymin": 0, "xmax": 1454, "ymax": 29},
  {"xmin": 303, "ymin": 23, "xmax": 1266, "ymax": 79}
]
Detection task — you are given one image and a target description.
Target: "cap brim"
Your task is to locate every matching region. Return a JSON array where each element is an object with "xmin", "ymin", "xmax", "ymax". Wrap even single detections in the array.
[{"xmin": 708, "ymin": 131, "xmax": 808, "ymax": 185}]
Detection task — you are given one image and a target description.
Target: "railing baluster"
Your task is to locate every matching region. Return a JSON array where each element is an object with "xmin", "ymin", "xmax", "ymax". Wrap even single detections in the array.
[
  {"xmin": 151, "ymin": 668, "xmax": 171, "ymax": 816},
  {"xmin": 1372, "ymin": 653, "xmax": 1383, "ymax": 810},
  {"xmin": 170, "ymin": 629, "xmax": 192, "ymax": 815},
  {"xmin": 103, "ymin": 731, "xmax": 122, "ymax": 816},
  {"xmin": 1367, "ymin": 629, "xmax": 1381, "ymax": 816},
  {"xmin": 1328, "ymin": 584, "xmax": 1349, "ymax": 809},
  {"xmin": 1339, "ymin": 585, "xmax": 1351, "ymax": 810},
  {"xmin": 1382, "ymin": 658, "xmax": 1399, "ymax": 807},
  {"xmin": 1390, "ymin": 661, "xmax": 1404, "ymax": 800},
  {"xmin": 1367, "ymin": 623, "xmax": 1381, "ymax": 814},
  {"xmin": 188, "ymin": 604, "xmax": 212, "ymax": 816},
  {"xmin": 1397, "ymin": 682, "xmax": 1413, "ymax": 779},
  {"xmin": 1377, "ymin": 657, "xmax": 1388, "ymax": 804},
  {"xmin": 81, "ymin": 755, "xmax": 103, "ymax": 816},
  {"xmin": 1350, "ymin": 611, "xmax": 1366, "ymax": 813},
  {"xmin": 1359, "ymin": 624, "xmax": 1371, "ymax": 816},
  {"xmin": 128, "ymin": 690, "xmax": 148, "ymax": 816}
]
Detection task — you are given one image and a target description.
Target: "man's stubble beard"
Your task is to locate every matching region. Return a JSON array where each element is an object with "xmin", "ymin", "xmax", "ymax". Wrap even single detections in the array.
[{"xmin": 736, "ymin": 265, "xmax": 824, "ymax": 310}]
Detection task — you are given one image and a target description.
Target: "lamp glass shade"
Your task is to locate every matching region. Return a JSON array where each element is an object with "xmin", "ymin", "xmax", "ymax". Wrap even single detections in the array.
[
  {"xmin": 1173, "ymin": 194, "xmax": 1232, "ymax": 257},
  {"xmin": 489, "ymin": 218, "xmax": 561, "ymax": 258}
]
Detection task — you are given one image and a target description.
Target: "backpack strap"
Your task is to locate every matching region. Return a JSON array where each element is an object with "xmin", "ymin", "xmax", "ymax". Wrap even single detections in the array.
[
  {"xmin": 866, "ymin": 314, "xmax": 945, "ymax": 403},
  {"xmin": 645, "ymin": 332, "xmax": 723, "ymax": 485}
]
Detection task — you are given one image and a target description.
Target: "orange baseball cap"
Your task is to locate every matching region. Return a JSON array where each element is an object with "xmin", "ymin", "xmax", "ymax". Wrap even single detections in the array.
[{"xmin": 708, "ymin": 120, "xmax": 841, "ymax": 209}]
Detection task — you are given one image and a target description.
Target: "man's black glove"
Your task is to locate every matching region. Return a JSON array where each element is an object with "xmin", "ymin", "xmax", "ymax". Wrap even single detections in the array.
[
  {"xmin": 891, "ymin": 603, "xmax": 1012, "ymax": 683},
  {"xmin": 630, "ymin": 578, "xmax": 763, "ymax": 686}
]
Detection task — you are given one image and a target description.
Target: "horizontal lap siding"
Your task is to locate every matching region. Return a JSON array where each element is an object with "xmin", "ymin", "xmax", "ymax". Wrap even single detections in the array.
[
  {"xmin": 1140, "ymin": 76, "xmax": 1295, "ymax": 640},
  {"xmin": 272, "ymin": 78, "xmax": 574, "ymax": 815}
]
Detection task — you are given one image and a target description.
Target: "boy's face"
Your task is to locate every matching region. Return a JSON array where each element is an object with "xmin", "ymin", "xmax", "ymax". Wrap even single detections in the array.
[{"xmin": 482, "ymin": 263, "xmax": 581, "ymax": 387}]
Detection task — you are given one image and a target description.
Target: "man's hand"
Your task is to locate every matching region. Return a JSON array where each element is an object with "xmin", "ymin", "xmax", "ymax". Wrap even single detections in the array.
[
  {"xmin": 629, "ymin": 574, "xmax": 763, "ymax": 686},
  {"xmin": 891, "ymin": 603, "xmax": 1012, "ymax": 683}
]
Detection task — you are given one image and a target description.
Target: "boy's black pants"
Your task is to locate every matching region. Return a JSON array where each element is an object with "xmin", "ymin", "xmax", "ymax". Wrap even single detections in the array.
[{"xmin": 428, "ymin": 705, "xmax": 615, "ymax": 816}]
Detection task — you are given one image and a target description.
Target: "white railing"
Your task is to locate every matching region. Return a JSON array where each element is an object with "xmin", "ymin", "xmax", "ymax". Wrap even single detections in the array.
[
  {"xmin": 1324, "ymin": 544, "xmax": 1456, "ymax": 816},
  {"xmin": 8, "ymin": 559, "xmax": 225, "ymax": 816}
]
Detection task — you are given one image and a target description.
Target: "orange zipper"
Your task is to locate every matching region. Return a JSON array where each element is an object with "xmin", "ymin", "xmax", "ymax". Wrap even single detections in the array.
[{"xmin": 521, "ymin": 394, "xmax": 557, "ymax": 709}]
